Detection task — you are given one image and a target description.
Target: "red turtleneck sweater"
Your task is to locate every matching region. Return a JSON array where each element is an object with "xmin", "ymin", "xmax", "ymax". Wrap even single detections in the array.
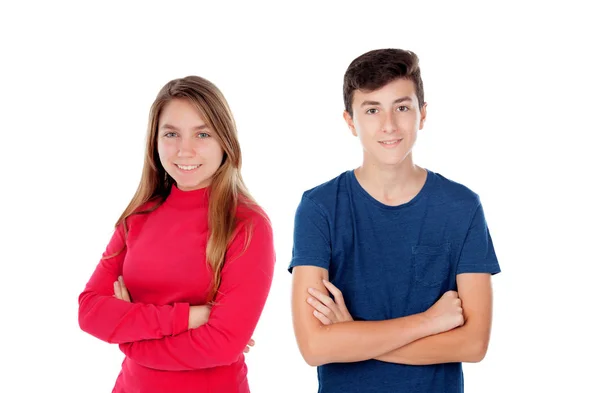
[{"xmin": 78, "ymin": 185, "xmax": 275, "ymax": 393}]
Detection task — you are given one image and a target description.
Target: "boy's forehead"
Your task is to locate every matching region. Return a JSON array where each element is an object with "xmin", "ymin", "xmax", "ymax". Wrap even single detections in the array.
[{"xmin": 353, "ymin": 78, "xmax": 417, "ymax": 102}]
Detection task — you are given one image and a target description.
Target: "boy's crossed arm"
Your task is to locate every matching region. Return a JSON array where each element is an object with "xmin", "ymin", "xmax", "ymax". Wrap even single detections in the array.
[
  {"xmin": 295, "ymin": 268, "xmax": 494, "ymax": 366},
  {"xmin": 291, "ymin": 265, "xmax": 467, "ymax": 367}
]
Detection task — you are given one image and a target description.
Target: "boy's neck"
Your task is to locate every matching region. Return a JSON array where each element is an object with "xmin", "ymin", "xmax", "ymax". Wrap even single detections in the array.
[{"xmin": 355, "ymin": 156, "xmax": 427, "ymax": 206}]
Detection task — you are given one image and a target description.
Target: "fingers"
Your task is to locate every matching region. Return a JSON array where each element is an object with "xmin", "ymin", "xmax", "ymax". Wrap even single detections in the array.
[
  {"xmin": 307, "ymin": 285, "xmax": 340, "ymax": 321},
  {"xmin": 113, "ymin": 281, "xmax": 122, "ymax": 300},
  {"xmin": 308, "ymin": 287, "xmax": 336, "ymax": 309},
  {"xmin": 442, "ymin": 290, "xmax": 459, "ymax": 299},
  {"xmin": 312, "ymin": 310, "xmax": 333, "ymax": 325},
  {"xmin": 307, "ymin": 296, "xmax": 337, "ymax": 321},
  {"xmin": 308, "ymin": 287, "xmax": 341, "ymax": 321},
  {"xmin": 244, "ymin": 338, "xmax": 256, "ymax": 354},
  {"xmin": 307, "ymin": 282, "xmax": 353, "ymax": 323},
  {"xmin": 117, "ymin": 276, "xmax": 125, "ymax": 299},
  {"xmin": 118, "ymin": 276, "xmax": 130, "ymax": 302},
  {"xmin": 322, "ymin": 279, "xmax": 353, "ymax": 321},
  {"xmin": 113, "ymin": 276, "xmax": 131, "ymax": 302},
  {"xmin": 449, "ymin": 294, "xmax": 462, "ymax": 314},
  {"xmin": 322, "ymin": 280, "xmax": 347, "ymax": 308}
]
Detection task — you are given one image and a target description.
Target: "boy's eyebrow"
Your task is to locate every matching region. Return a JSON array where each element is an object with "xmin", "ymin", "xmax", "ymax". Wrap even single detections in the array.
[{"xmin": 360, "ymin": 96, "xmax": 413, "ymax": 107}]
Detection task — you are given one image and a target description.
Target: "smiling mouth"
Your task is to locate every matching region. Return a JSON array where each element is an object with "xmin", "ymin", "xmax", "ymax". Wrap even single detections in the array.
[
  {"xmin": 379, "ymin": 139, "xmax": 402, "ymax": 145},
  {"xmin": 176, "ymin": 164, "xmax": 201, "ymax": 171}
]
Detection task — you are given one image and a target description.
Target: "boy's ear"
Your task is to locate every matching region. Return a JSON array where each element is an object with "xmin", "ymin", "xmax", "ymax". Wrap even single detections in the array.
[
  {"xmin": 419, "ymin": 102, "xmax": 428, "ymax": 129},
  {"xmin": 343, "ymin": 110, "xmax": 357, "ymax": 137}
]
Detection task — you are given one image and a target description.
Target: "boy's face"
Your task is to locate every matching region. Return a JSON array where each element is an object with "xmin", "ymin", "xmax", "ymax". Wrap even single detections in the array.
[{"xmin": 344, "ymin": 78, "xmax": 426, "ymax": 168}]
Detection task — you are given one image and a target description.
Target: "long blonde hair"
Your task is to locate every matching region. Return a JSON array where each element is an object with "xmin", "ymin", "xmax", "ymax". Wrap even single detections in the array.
[{"xmin": 115, "ymin": 76, "xmax": 257, "ymax": 301}]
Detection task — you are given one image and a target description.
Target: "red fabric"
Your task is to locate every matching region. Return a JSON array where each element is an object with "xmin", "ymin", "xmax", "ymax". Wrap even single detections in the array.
[{"xmin": 78, "ymin": 185, "xmax": 275, "ymax": 393}]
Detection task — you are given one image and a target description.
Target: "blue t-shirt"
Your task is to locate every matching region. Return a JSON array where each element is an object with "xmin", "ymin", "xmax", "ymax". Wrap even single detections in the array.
[{"xmin": 288, "ymin": 169, "xmax": 501, "ymax": 393}]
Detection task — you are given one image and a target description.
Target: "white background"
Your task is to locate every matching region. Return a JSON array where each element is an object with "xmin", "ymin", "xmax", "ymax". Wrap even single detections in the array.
[{"xmin": 1, "ymin": 1, "xmax": 599, "ymax": 392}]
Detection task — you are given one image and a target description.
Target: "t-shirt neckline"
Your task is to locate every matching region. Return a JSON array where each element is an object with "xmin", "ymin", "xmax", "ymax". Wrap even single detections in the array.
[{"xmin": 347, "ymin": 168, "xmax": 433, "ymax": 211}]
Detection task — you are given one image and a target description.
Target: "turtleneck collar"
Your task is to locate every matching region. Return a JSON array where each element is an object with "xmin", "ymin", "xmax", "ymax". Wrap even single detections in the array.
[{"xmin": 164, "ymin": 183, "xmax": 210, "ymax": 209}]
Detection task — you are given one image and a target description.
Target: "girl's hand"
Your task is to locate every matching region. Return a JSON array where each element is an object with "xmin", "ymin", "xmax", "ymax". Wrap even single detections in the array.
[
  {"xmin": 244, "ymin": 338, "xmax": 255, "ymax": 353},
  {"xmin": 113, "ymin": 276, "xmax": 131, "ymax": 302},
  {"xmin": 114, "ymin": 275, "xmax": 257, "ymax": 353}
]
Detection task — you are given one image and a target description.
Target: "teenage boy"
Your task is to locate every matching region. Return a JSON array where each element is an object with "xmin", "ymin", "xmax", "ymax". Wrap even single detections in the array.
[{"xmin": 289, "ymin": 48, "xmax": 500, "ymax": 393}]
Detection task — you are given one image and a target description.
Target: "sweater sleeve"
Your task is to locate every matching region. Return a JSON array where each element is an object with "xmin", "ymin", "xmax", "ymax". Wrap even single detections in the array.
[
  {"xmin": 119, "ymin": 213, "xmax": 276, "ymax": 371},
  {"xmin": 78, "ymin": 223, "xmax": 190, "ymax": 343}
]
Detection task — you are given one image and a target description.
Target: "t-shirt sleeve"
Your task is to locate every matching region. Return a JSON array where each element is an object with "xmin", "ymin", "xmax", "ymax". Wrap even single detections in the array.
[
  {"xmin": 456, "ymin": 199, "xmax": 501, "ymax": 275},
  {"xmin": 288, "ymin": 194, "xmax": 332, "ymax": 272}
]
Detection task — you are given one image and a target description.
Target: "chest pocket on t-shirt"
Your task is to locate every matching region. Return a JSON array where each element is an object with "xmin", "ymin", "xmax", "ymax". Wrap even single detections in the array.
[{"xmin": 412, "ymin": 243, "xmax": 451, "ymax": 287}]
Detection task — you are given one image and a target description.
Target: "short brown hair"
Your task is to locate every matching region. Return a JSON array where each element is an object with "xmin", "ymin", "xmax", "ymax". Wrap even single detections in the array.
[{"xmin": 343, "ymin": 48, "xmax": 425, "ymax": 116}]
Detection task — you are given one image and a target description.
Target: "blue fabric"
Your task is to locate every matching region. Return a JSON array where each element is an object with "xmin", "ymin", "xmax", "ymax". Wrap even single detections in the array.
[{"xmin": 289, "ymin": 169, "xmax": 500, "ymax": 393}]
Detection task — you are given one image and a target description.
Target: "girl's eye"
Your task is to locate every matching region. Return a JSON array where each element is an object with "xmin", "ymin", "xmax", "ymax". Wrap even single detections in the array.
[{"xmin": 198, "ymin": 132, "xmax": 210, "ymax": 138}]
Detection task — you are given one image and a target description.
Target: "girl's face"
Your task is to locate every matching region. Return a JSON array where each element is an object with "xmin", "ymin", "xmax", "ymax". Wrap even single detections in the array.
[{"xmin": 157, "ymin": 98, "xmax": 224, "ymax": 191}]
